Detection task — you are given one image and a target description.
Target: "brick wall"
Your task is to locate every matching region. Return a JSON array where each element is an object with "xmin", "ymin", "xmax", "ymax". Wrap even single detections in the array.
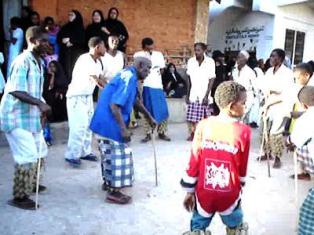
[{"xmin": 30, "ymin": 0, "xmax": 197, "ymax": 55}]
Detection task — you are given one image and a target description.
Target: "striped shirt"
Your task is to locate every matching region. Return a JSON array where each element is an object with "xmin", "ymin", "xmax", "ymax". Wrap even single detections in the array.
[{"xmin": 0, "ymin": 50, "xmax": 44, "ymax": 133}]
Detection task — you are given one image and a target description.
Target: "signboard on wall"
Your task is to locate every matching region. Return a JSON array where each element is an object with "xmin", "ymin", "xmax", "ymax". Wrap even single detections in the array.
[{"xmin": 224, "ymin": 26, "xmax": 264, "ymax": 51}]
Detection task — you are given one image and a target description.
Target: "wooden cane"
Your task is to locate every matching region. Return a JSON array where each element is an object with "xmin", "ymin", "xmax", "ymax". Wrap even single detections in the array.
[
  {"xmin": 293, "ymin": 151, "xmax": 299, "ymax": 226},
  {"xmin": 35, "ymin": 139, "xmax": 42, "ymax": 210},
  {"xmin": 262, "ymin": 111, "xmax": 271, "ymax": 177},
  {"xmin": 151, "ymin": 129, "xmax": 158, "ymax": 187}
]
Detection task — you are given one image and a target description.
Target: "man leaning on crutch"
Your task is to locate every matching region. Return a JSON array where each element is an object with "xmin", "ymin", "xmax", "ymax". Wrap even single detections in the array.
[{"xmin": 0, "ymin": 26, "xmax": 51, "ymax": 210}]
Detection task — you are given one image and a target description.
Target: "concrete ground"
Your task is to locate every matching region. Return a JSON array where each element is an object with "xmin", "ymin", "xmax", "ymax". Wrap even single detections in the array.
[{"xmin": 0, "ymin": 122, "xmax": 312, "ymax": 235}]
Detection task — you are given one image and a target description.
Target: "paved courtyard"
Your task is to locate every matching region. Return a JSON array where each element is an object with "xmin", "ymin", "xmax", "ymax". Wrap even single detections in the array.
[{"xmin": 0, "ymin": 122, "xmax": 312, "ymax": 235}]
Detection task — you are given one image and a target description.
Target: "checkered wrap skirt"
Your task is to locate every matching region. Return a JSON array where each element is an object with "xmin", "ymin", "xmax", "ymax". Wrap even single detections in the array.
[
  {"xmin": 297, "ymin": 145, "xmax": 314, "ymax": 174},
  {"xmin": 299, "ymin": 188, "xmax": 314, "ymax": 235},
  {"xmin": 98, "ymin": 139, "xmax": 134, "ymax": 188},
  {"xmin": 186, "ymin": 101, "xmax": 211, "ymax": 123}
]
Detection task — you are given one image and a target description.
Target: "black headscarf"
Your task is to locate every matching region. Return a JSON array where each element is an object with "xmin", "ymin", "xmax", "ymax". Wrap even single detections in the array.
[
  {"xmin": 85, "ymin": 10, "xmax": 107, "ymax": 44},
  {"xmin": 162, "ymin": 63, "xmax": 185, "ymax": 90},
  {"xmin": 104, "ymin": 7, "xmax": 129, "ymax": 51},
  {"xmin": 57, "ymin": 9, "xmax": 85, "ymax": 48}
]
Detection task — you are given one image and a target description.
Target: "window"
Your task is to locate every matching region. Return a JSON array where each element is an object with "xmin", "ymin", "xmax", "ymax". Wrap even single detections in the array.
[{"xmin": 284, "ymin": 29, "xmax": 305, "ymax": 65}]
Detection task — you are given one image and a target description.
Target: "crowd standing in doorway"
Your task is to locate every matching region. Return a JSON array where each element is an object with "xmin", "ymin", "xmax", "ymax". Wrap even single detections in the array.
[{"xmin": 1, "ymin": 4, "xmax": 314, "ymax": 235}]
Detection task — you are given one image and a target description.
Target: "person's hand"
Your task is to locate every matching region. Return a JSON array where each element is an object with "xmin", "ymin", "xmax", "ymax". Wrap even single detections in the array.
[
  {"xmin": 38, "ymin": 102, "xmax": 52, "ymax": 115},
  {"xmin": 183, "ymin": 192, "xmax": 195, "ymax": 212},
  {"xmin": 66, "ymin": 41, "xmax": 73, "ymax": 47},
  {"xmin": 101, "ymin": 27, "xmax": 110, "ymax": 34},
  {"xmin": 40, "ymin": 114, "xmax": 47, "ymax": 129},
  {"xmin": 202, "ymin": 97, "xmax": 209, "ymax": 106},
  {"xmin": 285, "ymin": 136, "xmax": 295, "ymax": 152},
  {"xmin": 185, "ymin": 96, "xmax": 190, "ymax": 104},
  {"xmin": 148, "ymin": 116, "xmax": 157, "ymax": 130},
  {"xmin": 62, "ymin": 38, "xmax": 70, "ymax": 44},
  {"xmin": 121, "ymin": 128, "xmax": 131, "ymax": 143}
]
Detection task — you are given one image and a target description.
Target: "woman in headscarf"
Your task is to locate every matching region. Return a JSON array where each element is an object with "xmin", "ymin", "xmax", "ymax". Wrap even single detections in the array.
[
  {"xmin": 85, "ymin": 10, "xmax": 107, "ymax": 46},
  {"xmin": 103, "ymin": 7, "xmax": 129, "ymax": 52},
  {"xmin": 162, "ymin": 63, "xmax": 186, "ymax": 98},
  {"xmin": 43, "ymin": 60, "xmax": 69, "ymax": 145},
  {"xmin": 57, "ymin": 10, "xmax": 85, "ymax": 81}
]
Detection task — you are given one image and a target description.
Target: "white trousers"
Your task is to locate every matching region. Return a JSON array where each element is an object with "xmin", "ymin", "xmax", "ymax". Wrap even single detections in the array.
[
  {"xmin": 65, "ymin": 95, "xmax": 94, "ymax": 160},
  {"xmin": 5, "ymin": 128, "xmax": 48, "ymax": 165},
  {"xmin": 248, "ymin": 96, "xmax": 261, "ymax": 125}
]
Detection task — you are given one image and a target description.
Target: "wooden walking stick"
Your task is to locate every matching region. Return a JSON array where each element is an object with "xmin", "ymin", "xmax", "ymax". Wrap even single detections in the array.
[
  {"xmin": 260, "ymin": 109, "xmax": 271, "ymax": 177},
  {"xmin": 293, "ymin": 151, "xmax": 299, "ymax": 206},
  {"xmin": 151, "ymin": 129, "xmax": 158, "ymax": 186},
  {"xmin": 35, "ymin": 139, "xmax": 42, "ymax": 210}
]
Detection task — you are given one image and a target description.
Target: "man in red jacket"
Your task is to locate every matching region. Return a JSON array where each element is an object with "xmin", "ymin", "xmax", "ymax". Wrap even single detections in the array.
[{"xmin": 181, "ymin": 81, "xmax": 251, "ymax": 235}]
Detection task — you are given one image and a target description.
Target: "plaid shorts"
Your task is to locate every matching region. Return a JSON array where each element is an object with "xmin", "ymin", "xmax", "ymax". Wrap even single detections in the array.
[
  {"xmin": 299, "ymin": 188, "xmax": 314, "ymax": 235},
  {"xmin": 186, "ymin": 101, "xmax": 211, "ymax": 123},
  {"xmin": 297, "ymin": 146, "xmax": 314, "ymax": 174},
  {"xmin": 98, "ymin": 139, "xmax": 134, "ymax": 188}
]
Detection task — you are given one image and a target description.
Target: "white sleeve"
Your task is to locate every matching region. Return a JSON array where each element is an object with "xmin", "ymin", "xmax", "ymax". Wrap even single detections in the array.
[
  {"xmin": 0, "ymin": 52, "xmax": 4, "ymax": 64},
  {"xmin": 186, "ymin": 59, "xmax": 192, "ymax": 76},
  {"xmin": 158, "ymin": 52, "xmax": 166, "ymax": 69},
  {"xmin": 291, "ymin": 112, "xmax": 314, "ymax": 148}
]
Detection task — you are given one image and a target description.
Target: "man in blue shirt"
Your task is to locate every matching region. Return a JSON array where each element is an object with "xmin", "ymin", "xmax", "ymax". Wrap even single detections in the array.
[{"xmin": 90, "ymin": 56, "xmax": 156, "ymax": 204}]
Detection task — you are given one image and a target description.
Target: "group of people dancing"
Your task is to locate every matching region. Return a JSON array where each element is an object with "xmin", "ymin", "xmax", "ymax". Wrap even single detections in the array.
[{"xmin": 1, "ymin": 6, "xmax": 314, "ymax": 235}]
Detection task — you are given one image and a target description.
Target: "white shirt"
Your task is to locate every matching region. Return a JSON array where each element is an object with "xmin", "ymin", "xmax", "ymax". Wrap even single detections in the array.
[
  {"xmin": 232, "ymin": 64, "xmax": 256, "ymax": 109},
  {"xmin": 291, "ymin": 107, "xmax": 314, "ymax": 155},
  {"xmin": 263, "ymin": 64, "xmax": 294, "ymax": 133},
  {"xmin": 101, "ymin": 51, "xmax": 124, "ymax": 82},
  {"xmin": 186, "ymin": 56, "xmax": 215, "ymax": 102},
  {"xmin": 67, "ymin": 53, "xmax": 103, "ymax": 97},
  {"xmin": 134, "ymin": 50, "xmax": 165, "ymax": 89}
]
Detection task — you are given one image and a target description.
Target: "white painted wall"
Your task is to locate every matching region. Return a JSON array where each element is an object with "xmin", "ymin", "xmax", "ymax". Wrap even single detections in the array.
[
  {"xmin": 208, "ymin": 1, "xmax": 314, "ymax": 62},
  {"xmin": 274, "ymin": 3, "xmax": 314, "ymax": 62},
  {"xmin": 208, "ymin": 8, "xmax": 274, "ymax": 60}
]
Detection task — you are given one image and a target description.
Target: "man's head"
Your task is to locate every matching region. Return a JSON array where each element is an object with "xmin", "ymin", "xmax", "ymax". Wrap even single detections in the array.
[
  {"xmin": 270, "ymin": 48, "xmax": 285, "ymax": 67},
  {"xmin": 214, "ymin": 81, "xmax": 247, "ymax": 118},
  {"xmin": 107, "ymin": 34, "xmax": 119, "ymax": 50},
  {"xmin": 21, "ymin": 6, "xmax": 32, "ymax": 18},
  {"xmin": 30, "ymin": 11, "xmax": 40, "ymax": 26},
  {"xmin": 26, "ymin": 26, "xmax": 50, "ymax": 55},
  {"xmin": 194, "ymin": 42, "xmax": 206, "ymax": 59},
  {"xmin": 10, "ymin": 17, "xmax": 20, "ymax": 30},
  {"xmin": 294, "ymin": 63, "xmax": 313, "ymax": 86},
  {"xmin": 237, "ymin": 50, "xmax": 249, "ymax": 67},
  {"xmin": 212, "ymin": 50, "xmax": 224, "ymax": 64},
  {"xmin": 88, "ymin": 36, "xmax": 106, "ymax": 57},
  {"xmin": 108, "ymin": 7, "xmax": 119, "ymax": 20},
  {"xmin": 134, "ymin": 57, "xmax": 152, "ymax": 81},
  {"xmin": 142, "ymin": 37, "xmax": 154, "ymax": 54},
  {"xmin": 298, "ymin": 86, "xmax": 314, "ymax": 109}
]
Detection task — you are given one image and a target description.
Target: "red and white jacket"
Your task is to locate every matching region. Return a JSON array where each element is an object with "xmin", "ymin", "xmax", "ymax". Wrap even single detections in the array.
[{"xmin": 181, "ymin": 115, "xmax": 251, "ymax": 217}]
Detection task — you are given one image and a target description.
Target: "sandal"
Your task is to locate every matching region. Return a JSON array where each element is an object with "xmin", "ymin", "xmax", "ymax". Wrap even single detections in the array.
[
  {"xmin": 8, "ymin": 198, "xmax": 38, "ymax": 210},
  {"xmin": 106, "ymin": 191, "xmax": 132, "ymax": 205}
]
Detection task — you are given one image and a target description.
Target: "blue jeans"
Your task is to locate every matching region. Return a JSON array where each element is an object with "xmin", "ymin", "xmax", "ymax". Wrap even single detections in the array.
[{"xmin": 191, "ymin": 206, "xmax": 243, "ymax": 231}]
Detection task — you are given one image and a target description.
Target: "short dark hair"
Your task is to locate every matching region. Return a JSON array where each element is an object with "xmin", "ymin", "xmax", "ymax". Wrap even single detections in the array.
[
  {"xmin": 194, "ymin": 42, "xmax": 207, "ymax": 51},
  {"xmin": 25, "ymin": 26, "xmax": 45, "ymax": 41},
  {"xmin": 10, "ymin": 17, "xmax": 21, "ymax": 27},
  {"xmin": 142, "ymin": 37, "xmax": 154, "ymax": 49},
  {"xmin": 295, "ymin": 63, "xmax": 313, "ymax": 78},
  {"xmin": 272, "ymin": 48, "xmax": 285, "ymax": 62},
  {"xmin": 298, "ymin": 86, "xmax": 314, "ymax": 106},
  {"xmin": 88, "ymin": 36, "xmax": 104, "ymax": 49},
  {"xmin": 214, "ymin": 81, "xmax": 246, "ymax": 109},
  {"xmin": 44, "ymin": 16, "xmax": 54, "ymax": 25}
]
